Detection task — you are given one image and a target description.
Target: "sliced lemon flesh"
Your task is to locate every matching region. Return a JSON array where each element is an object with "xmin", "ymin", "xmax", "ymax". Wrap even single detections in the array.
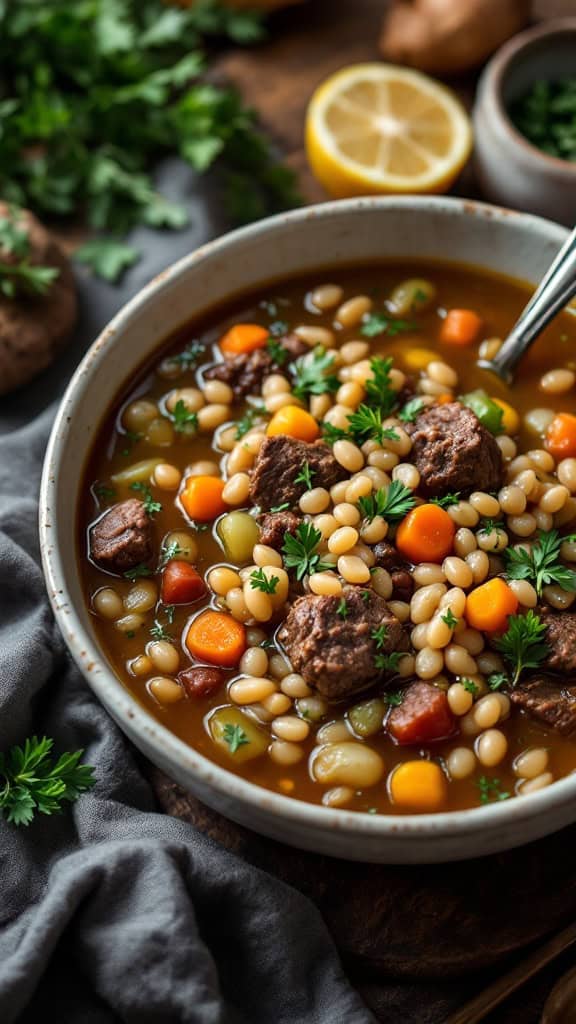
[{"xmin": 306, "ymin": 63, "xmax": 473, "ymax": 198}]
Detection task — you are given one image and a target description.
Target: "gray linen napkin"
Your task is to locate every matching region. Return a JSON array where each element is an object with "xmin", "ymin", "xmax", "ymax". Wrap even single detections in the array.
[{"xmin": 0, "ymin": 162, "xmax": 374, "ymax": 1024}]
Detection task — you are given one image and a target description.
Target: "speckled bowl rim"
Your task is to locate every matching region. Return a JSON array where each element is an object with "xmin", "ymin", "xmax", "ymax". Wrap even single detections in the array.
[
  {"xmin": 481, "ymin": 17, "xmax": 576, "ymax": 179},
  {"xmin": 40, "ymin": 196, "xmax": 576, "ymax": 845}
]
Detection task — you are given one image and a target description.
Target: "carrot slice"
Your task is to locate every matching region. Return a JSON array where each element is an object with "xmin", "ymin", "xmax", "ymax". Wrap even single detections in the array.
[
  {"xmin": 466, "ymin": 578, "xmax": 518, "ymax": 633},
  {"xmin": 219, "ymin": 324, "xmax": 269, "ymax": 356},
  {"xmin": 267, "ymin": 405, "xmax": 320, "ymax": 442},
  {"xmin": 395, "ymin": 504, "xmax": 455, "ymax": 564},
  {"xmin": 181, "ymin": 475, "xmax": 226, "ymax": 522},
  {"xmin": 389, "ymin": 760, "xmax": 447, "ymax": 811},
  {"xmin": 186, "ymin": 610, "xmax": 246, "ymax": 667},
  {"xmin": 546, "ymin": 412, "xmax": 576, "ymax": 460},
  {"xmin": 440, "ymin": 309, "xmax": 482, "ymax": 346}
]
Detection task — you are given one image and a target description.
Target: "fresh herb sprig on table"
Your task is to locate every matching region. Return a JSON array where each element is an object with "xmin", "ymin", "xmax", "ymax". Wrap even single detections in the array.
[
  {"xmin": 0, "ymin": 0, "xmax": 301, "ymax": 282},
  {"xmin": 493, "ymin": 610, "xmax": 549, "ymax": 687},
  {"xmin": 0, "ymin": 206, "xmax": 59, "ymax": 298},
  {"xmin": 0, "ymin": 736, "xmax": 95, "ymax": 826},
  {"xmin": 504, "ymin": 530, "xmax": 576, "ymax": 597}
]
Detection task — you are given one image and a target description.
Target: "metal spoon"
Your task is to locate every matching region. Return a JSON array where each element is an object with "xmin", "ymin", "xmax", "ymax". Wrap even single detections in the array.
[{"xmin": 478, "ymin": 225, "xmax": 576, "ymax": 384}]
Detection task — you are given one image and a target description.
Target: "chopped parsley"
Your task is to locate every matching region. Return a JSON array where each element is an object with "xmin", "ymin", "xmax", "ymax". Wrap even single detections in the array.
[
  {"xmin": 494, "ymin": 610, "xmax": 549, "ymax": 687},
  {"xmin": 249, "ymin": 567, "xmax": 279, "ymax": 594},
  {"xmin": 374, "ymin": 651, "xmax": 402, "ymax": 673},
  {"xmin": 159, "ymin": 541, "xmax": 183, "ymax": 569},
  {"xmin": 222, "ymin": 723, "xmax": 250, "ymax": 755},
  {"xmin": 346, "ymin": 405, "xmax": 399, "ymax": 446},
  {"xmin": 358, "ymin": 481, "xmax": 416, "ymax": 524},
  {"xmin": 321, "ymin": 422, "xmax": 349, "ymax": 444},
  {"xmin": 282, "ymin": 522, "xmax": 331, "ymax": 581},
  {"xmin": 291, "ymin": 347, "xmax": 339, "ymax": 401},
  {"xmin": 94, "ymin": 484, "xmax": 116, "ymax": 501},
  {"xmin": 480, "ymin": 518, "xmax": 505, "ymax": 537},
  {"xmin": 294, "ymin": 461, "xmax": 315, "ymax": 491},
  {"xmin": 336, "ymin": 598, "xmax": 348, "ymax": 620},
  {"xmin": 175, "ymin": 341, "xmax": 205, "ymax": 371},
  {"xmin": 441, "ymin": 609, "xmax": 459, "ymax": 629},
  {"xmin": 461, "ymin": 678, "xmax": 479, "ymax": 696},
  {"xmin": 371, "ymin": 624, "xmax": 389, "ymax": 650},
  {"xmin": 504, "ymin": 529, "xmax": 576, "ymax": 597},
  {"xmin": 364, "ymin": 356, "xmax": 401, "ymax": 417},
  {"xmin": 269, "ymin": 502, "xmax": 290, "ymax": 513},
  {"xmin": 398, "ymin": 397, "xmax": 425, "ymax": 423},
  {"xmin": 129, "ymin": 481, "xmax": 162, "ymax": 516},
  {"xmin": 488, "ymin": 673, "xmax": 509, "ymax": 692},
  {"xmin": 123, "ymin": 563, "xmax": 153, "ymax": 582},
  {"xmin": 383, "ymin": 691, "xmax": 403, "ymax": 707},
  {"xmin": 172, "ymin": 399, "xmax": 199, "ymax": 434},
  {"xmin": 234, "ymin": 404, "xmax": 266, "ymax": 440},
  {"xmin": 149, "ymin": 621, "xmax": 173, "ymax": 642},
  {"xmin": 430, "ymin": 492, "xmax": 461, "ymax": 509},
  {"xmin": 268, "ymin": 319, "xmax": 289, "ymax": 337},
  {"xmin": 266, "ymin": 337, "xmax": 288, "ymax": 365},
  {"xmin": 361, "ymin": 312, "xmax": 417, "ymax": 338},
  {"xmin": 477, "ymin": 776, "xmax": 510, "ymax": 805}
]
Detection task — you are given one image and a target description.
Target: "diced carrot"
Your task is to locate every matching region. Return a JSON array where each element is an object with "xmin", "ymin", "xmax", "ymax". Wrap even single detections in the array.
[
  {"xmin": 395, "ymin": 504, "xmax": 455, "ymax": 564},
  {"xmin": 466, "ymin": 578, "xmax": 518, "ymax": 633},
  {"xmin": 440, "ymin": 309, "xmax": 482, "ymax": 347},
  {"xmin": 546, "ymin": 412, "xmax": 576, "ymax": 460},
  {"xmin": 388, "ymin": 682, "xmax": 455, "ymax": 745},
  {"xmin": 267, "ymin": 405, "xmax": 320, "ymax": 442},
  {"xmin": 186, "ymin": 610, "xmax": 246, "ymax": 667},
  {"xmin": 389, "ymin": 760, "xmax": 447, "ymax": 811},
  {"xmin": 161, "ymin": 560, "xmax": 206, "ymax": 605},
  {"xmin": 436, "ymin": 393, "xmax": 453, "ymax": 405},
  {"xmin": 219, "ymin": 323, "xmax": 269, "ymax": 356},
  {"xmin": 181, "ymin": 475, "xmax": 226, "ymax": 522}
]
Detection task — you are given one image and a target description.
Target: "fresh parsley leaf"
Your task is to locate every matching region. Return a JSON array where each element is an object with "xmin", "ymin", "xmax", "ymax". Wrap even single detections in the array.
[
  {"xmin": 480, "ymin": 518, "xmax": 505, "ymax": 537},
  {"xmin": 268, "ymin": 319, "xmax": 289, "ymax": 337},
  {"xmin": 494, "ymin": 610, "xmax": 549, "ymax": 686},
  {"xmin": 222, "ymin": 723, "xmax": 250, "ymax": 754},
  {"xmin": 361, "ymin": 312, "xmax": 416, "ymax": 338},
  {"xmin": 123, "ymin": 563, "xmax": 153, "ymax": 582},
  {"xmin": 129, "ymin": 481, "xmax": 162, "ymax": 516},
  {"xmin": 0, "ymin": 736, "xmax": 95, "ymax": 826},
  {"xmin": 358, "ymin": 481, "xmax": 416, "ymax": 524},
  {"xmin": 269, "ymin": 502, "xmax": 290, "ymax": 513},
  {"xmin": 291, "ymin": 347, "xmax": 339, "ymax": 401},
  {"xmin": 383, "ymin": 691, "xmax": 403, "ymax": 707},
  {"xmin": 371, "ymin": 625, "xmax": 389, "ymax": 650},
  {"xmin": 430, "ymin": 492, "xmax": 461, "ymax": 509},
  {"xmin": 461, "ymin": 678, "xmax": 479, "ymax": 696},
  {"xmin": 75, "ymin": 239, "xmax": 139, "ymax": 284},
  {"xmin": 249, "ymin": 567, "xmax": 279, "ymax": 595},
  {"xmin": 150, "ymin": 621, "xmax": 173, "ymax": 641},
  {"xmin": 0, "ymin": 205, "xmax": 59, "ymax": 298},
  {"xmin": 159, "ymin": 541, "xmax": 183, "ymax": 569},
  {"xmin": 364, "ymin": 356, "xmax": 401, "ymax": 417},
  {"xmin": 172, "ymin": 399, "xmax": 199, "ymax": 434},
  {"xmin": 266, "ymin": 337, "xmax": 288, "ymax": 365},
  {"xmin": 504, "ymin": 530, "xmax": 576, "ymax": 597},
  {"xmin": 336, "ymin": 598, "xmax": 348, "ymax": 620},
  {"xmin": 294, "ymin": 461, "xmax": 315, "ymax": 491},
  {"xmin": 398, "ymin": 397, "xmax": 425, "ymax": 423},
  {"xmin": 94, "ymin": 484, "xmax": 116, "ymax": 502},
  {"xmin": 281, "ymin": 522, "xmax": 331, "ymax": 581},
  {"xmin": 234, "ymin": 404, "xmax": 266, "ymax": 440},
  {"xmin": 488, "ymin": 673, "xmax": 509, "ymax": 691},
  {"xmin": 441, "ymin": 609, "xmax": 459, "ymax": 629},
  {"xmin": 477, "ymin": 776, "xmax": 510, "ymax": 805},
  {"xmin": 164, "ymin": 604, "xmax": 176, "ymax": 625},
  {"xmin": 374, "ymin": 651, "xmax": 402, "ymax": 674},
  {"xmin": 321, "ymin": 422, "xmax": 350, "ymax": 444},
  {"xmin": 346, "ymin": 405, "xmax": 399, "ymax": 447},
  {"xmin": 175, "ymin": 341, "xmax": 205, "ymax": 371}
]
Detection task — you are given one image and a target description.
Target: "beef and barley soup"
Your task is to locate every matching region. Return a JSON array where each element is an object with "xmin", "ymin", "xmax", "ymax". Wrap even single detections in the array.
[{"xmin": 80, "ymin": 262, "xmax": 576, "ymax": 814}]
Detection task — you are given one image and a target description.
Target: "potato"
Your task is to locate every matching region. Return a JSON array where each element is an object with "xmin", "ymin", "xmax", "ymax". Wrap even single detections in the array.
[
  {"xmin": 217, "ymin": 511, "xmax": 260, "ymax": 564},
  {"xmin": 208, "ymin": 706, "xmax": 268, "ymax": 762}
]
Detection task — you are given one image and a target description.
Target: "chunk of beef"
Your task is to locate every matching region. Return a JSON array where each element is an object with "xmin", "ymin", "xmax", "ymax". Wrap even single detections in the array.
[
  {"xmin": 373, "ymin": 540, "xmax": 414, "ymax": 601},
  {"xmin": 204, "ymin": 333, "xmax": 308, "ymax": 400},
  {"xmin": 259, "ymin": 509, "xmax": 303, "ymax": 550},
  {"xmin": 539, "ymin": 608, "xmax": 576, "ymax": 675},
  {"xmin": 250, "ymin": 435, "xmax": 347, "ymax": 511},
  {"xmin": 510, "ymin": 675, "xmax": 576, "ymax": 737},
  {"xmin": 406, "ymin": 402, "xmax": 504, "ymax": 497},
  {"xmin": 278, "ymin": 587, "xmax": 409, "ymax": 700},
  {"xmin": 179, "ymin": 667, "xmax": 226, "ymax": 700},
  {"xmin": 89, "ymin": 499, "xmax": 153, "ymax": 574},
  {"xmin": 388, "ymin": 681, "xmax": 455, "ymax": 745}
]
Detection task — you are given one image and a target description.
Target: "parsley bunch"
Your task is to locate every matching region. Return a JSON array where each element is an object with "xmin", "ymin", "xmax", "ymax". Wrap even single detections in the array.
[
  {"xmin": 494, "ymin": 610, "xmax": 549, "ymax": 687},
  {"xmin": 504, "ymin": 530, "xmax": 576, "ymax": 597},
  {"xmin": 291, "ymin": 348, "xmax": 339, "ymax": 402},
  {"xmin": 0, "ymin": 736, "xmax": 95, "ymax": 826},
  {"xmin": 0, "ymin": 1, "xmax": 300, "ymax": 281}
]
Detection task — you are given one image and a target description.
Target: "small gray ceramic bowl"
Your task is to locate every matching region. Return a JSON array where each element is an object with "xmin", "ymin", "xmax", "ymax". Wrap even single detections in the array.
[
  {"xmin": 40, "ymin": 196, "xmax": 575, "ymax": 863},
  {"xmin": 474, "ymin": 18, "xmax": 576, "ymax": 226}
]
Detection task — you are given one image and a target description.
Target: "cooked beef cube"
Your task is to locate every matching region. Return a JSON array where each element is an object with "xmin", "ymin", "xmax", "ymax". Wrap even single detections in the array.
[
  {"xmin": 204, "ymin": 333, "xmax": 308, "ymax": 400},
  {"xmin": 278, "ymin": 587, "xmax": 409, "ymax": 700},
  {"xmin": 259, "ymin": 509, "xmax": 303, "ymax": 550},
  {"xmin": 179, "ymin": 667, "xmax": 226, "ymax": 700},
  {"xmin": 406, "ymin": 402, "xmax": 504, "ymax": 497},
  {"xmin": 89, "ymin": 499, "xmax": 153, "ymax": 574},
  {"xmin": 373, "ymin": 540, "xmax": 414, "ymax": 601},
  {"xmin": 510, "ymin": 675, "xmax": 576, "ymax": 737},
  {"xmin": 388, "ymin": 681, "xmax": 455, "ymax": 744},
  {"xmin": 539, "ymin": 608, "xmax": 576, "ymax": 674},
  {"xmin": 250, "ymin": 435, "xmax": 346, "ymax": 511}
]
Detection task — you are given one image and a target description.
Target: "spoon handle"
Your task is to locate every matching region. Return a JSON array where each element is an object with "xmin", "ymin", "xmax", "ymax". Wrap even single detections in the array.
[{"xmin": 478, "ymin": 225, "xmax": 576, "ymax": 384}]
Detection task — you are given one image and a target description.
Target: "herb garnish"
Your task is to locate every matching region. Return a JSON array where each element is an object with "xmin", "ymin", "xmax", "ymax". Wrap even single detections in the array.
[
  {"xmin": 159, "ymin": 542, "xmax": 183, "ymax": 569},
  {"xmin": 494, "ymin": 610, "xmax": 549, "ymax": 687},
  {"xmin": 0, "ymin": 736, "xmax": 95, "ymax": 826},
  {"xmin": 383, "ymin": 691, "xmax": 403, "ymax": 707},
  {"xmin": 398, "ymin": 397, "xmax": 425, "ymax": 423},
  {"xmin": 266, "ymin": 337, "xmax": 288, "ymax": 365},
  {"xmin": 129, "ymin": 481, "xmax": 162, "ymax": 516},
  {"xmin": 361, "ymin": 312, "xmax": 417, "ymax": 338},
  {"xmin": 175, "ymin": 341, "xmax": 205, "ymax": 371},
  {"xmin": 295, "ymin": 461, "xmax": 315, "ymax": 491},
  {"xmin": 172, "ymin": 399, "xmax": 199, "ymax": 434},
  {"xmin": 477, "ymin": 776, "xmax": 510, "ymax": 805},
  {"xmin": 121, "ymin": 429, "xmax": 141, "ymax": 456},
  {"xmin": 358, "ymin": 481, "xmax": 416, "ymax": 524},
  {"xmin": 291, "ymin": 347, "xmax": 339, "ymax": 401},
  {"xmin": 504, "ymin": 530, "xmax": 576, "ymax": 597},
  {"xmin": 430, "ymin": 492, "xmax": 461, "ymax": 509},
  {"xmin": 461, "ymin": 678, "xmax": 479, "ymax": 696},
  {"xmin": 150, "ymin": 621, "xmax": 173, "ymax": 642},
  {"xmin": 441, "ymin": 609, "xmax": 459, "ymax": 629},
  {"xmin": 346, "ymin": 405, "xmax": 399, "ymax": 447},
  {"xmin": 94, "ymin": 484, "xmax": 116, "ymax": 502},
  {"xmin": 480, "ymin": 519, "xmax": 505, "ymax": 537},
  {"xmin": 321, "ymin": 422, "xmax": 349, "ymax": 444},
  {"xmin": 222, "ymin": 723, "xmax": 250, "ymax": 754},
  {"xmin": 336, "ymin": 598, "xmax": 348, "ymax": 620},
  {"xmin": 371, "ymin": 625, "xmax": 389, "ymax": 650},
  {"xmin": 282, "ymin": 522, "xmax": 331, "ymax": 581},
  {"xmin": 234, "ymin": 404, "xmax": 266, "ymax": 440},
  {"xmin": 123, "ymin": 563, "xmax": 153, "ymax": 582},
  {"xmin": 0, "ymin": 206, "xmax": 59, "ymax": 298},
  {"xmin": 268, "ymin": 319, "xmax": 289, "ymax": 337},
  {"xmin": 488, "ymin": 673, "xmax": 508, "ymax": 692},
  {"xmin": 375, "ymin": 652, "xmax": 402, "ymax": 673},
  {"xmin": 249, "ymin": 567, "xmax": 279, "ymax": 595},
  {"xmin": 364, "ymin": 356, "xmax": 401, "ymax": 417},
  {"xmin": 269, "ymin": 502, "xmax": 290, "ymax": 513},
  {"xmin": 510, "ymin": 78, "xmax": 576, "ymax": 162}
]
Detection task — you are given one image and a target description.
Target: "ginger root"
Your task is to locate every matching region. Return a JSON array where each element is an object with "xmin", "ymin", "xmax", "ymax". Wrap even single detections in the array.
[{"xmin": 380, "ymin": 0, "xmax": 530, "ymax": 76}]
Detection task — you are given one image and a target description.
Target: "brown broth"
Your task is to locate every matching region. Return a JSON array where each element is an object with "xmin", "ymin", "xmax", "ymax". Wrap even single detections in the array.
[{"xmin": 78, "ymin": 260, "xmax": 576, "ymax": 814}]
